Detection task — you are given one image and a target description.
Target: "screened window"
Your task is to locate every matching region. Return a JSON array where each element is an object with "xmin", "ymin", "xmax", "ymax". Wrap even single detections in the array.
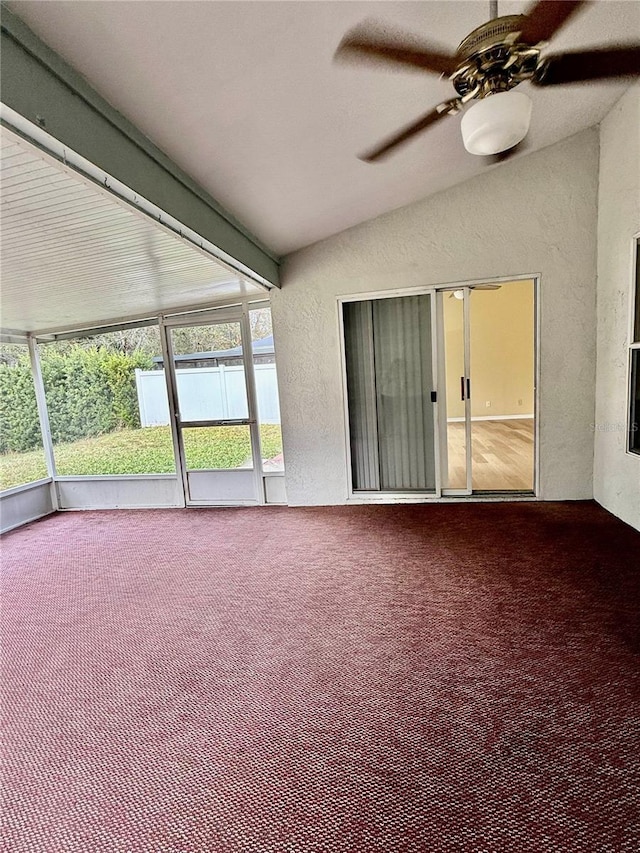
[
  {"xmin": 0, "ymin": 343, "xmax": 48, "ymax": 490},
  {"xmin": 39, "ymin": 325, "xmax": 175, "ymax": 475}
]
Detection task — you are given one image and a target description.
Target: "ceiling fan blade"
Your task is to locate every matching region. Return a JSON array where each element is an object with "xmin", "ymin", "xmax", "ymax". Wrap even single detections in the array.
[
  {"xmin": 534, "ymin": 45, "xmax": 640, "ymax": 85},
  {"xmin": 335, "ymin": 23, "xmax": 458, "ymax": 76},
  {"xmin": 359, "ymin": 102, "xmax": 457, "ymax": 163},
  {"xmin": 519, "ymin": 0, "xmax": 587, "ymax": 45}
]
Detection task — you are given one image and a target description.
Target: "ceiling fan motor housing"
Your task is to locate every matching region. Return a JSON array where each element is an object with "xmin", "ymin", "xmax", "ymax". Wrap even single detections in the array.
[{"xmin": 453, "ymin": 15, "xmax": 540, "ymax": 99}]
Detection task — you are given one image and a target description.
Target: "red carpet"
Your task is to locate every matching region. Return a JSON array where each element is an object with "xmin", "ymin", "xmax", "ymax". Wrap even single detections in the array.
[{"xmin": 1, "ymin": 502, "xmax": 639, "ymax": 851}]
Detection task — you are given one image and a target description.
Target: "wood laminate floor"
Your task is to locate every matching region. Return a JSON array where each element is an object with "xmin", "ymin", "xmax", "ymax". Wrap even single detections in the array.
[{"xmin": 446, "ymin": 418, "xmax": 534, "ymax": 491}]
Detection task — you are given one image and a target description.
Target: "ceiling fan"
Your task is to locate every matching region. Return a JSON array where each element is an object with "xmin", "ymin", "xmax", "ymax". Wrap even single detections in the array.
[{"xmin": 335, "ymin": 0, "xmax": 640, "ymax": 162}]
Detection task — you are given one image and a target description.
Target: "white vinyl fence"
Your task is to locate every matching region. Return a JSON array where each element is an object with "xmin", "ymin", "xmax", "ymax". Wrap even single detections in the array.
[{"xmin": 135, "ymin": 365, "xmax": 281, "ymax": 426}]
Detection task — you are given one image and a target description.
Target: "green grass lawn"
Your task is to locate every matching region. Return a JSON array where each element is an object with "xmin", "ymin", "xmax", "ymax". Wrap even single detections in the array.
[{"xmin": 0, "ymin": 424, "xmax": 283, "ymax": 490}]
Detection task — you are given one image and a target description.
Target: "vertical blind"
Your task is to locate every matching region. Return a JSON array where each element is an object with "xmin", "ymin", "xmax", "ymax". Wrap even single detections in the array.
[
  {"xmin": 343, "ymin": 300, "xmax": 380, "ymax": 490},
  {"xmin": 343, "ymin": 295, "xmax": 436, "ymax": 492}
]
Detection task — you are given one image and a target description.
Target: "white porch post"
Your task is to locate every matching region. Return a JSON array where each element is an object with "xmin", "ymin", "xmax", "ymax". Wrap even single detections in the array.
[
  {"xmin": 240, "ymin": 306, "xmax": 265, "ymax": 505},
  {"xmin": 27, "ymin": 334, "xmax": 58, "ymax": 509}
]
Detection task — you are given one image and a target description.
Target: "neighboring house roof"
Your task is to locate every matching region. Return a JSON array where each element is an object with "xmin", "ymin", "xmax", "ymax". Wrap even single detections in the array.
[{"xmin": 153, "ymin": 334, "xmax": 274, "ymax": 364}]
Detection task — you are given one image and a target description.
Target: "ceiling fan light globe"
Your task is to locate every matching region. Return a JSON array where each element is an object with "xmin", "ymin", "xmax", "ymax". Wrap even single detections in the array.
[{"xmin": 460, "ymin": 91, "xmax": 532, "ymax": 156}]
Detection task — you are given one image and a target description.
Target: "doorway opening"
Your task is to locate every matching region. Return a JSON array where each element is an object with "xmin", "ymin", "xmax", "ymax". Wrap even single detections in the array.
[{"xmin": 161, "ymin": 303, "xmax": 285, "ymax": 506}]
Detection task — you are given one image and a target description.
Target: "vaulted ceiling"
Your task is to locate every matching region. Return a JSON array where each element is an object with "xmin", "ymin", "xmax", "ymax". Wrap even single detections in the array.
[{"xmin": 8, "ymin": 1, "xmax": 640, "ymax": 255}]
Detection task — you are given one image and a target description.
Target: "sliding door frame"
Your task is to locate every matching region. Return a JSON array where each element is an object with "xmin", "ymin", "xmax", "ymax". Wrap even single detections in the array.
[
  {"xmin": 435, "ymin": 286, "xmax": 474, "ymax": 496},
  {"xmin": 338, "ymin": 274, "xmax": 540, "ymax": 503},
  {"xmin": 436, "ymin": 275, "xmax": 540, "ymax": 497},
  {"xmin": 338, "ymin": 287, "xmax": 442, "ymax": 503}
]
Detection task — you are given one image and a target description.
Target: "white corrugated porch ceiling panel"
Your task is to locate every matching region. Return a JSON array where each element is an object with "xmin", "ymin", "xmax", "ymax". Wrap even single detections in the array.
[{"xmin": 0, "ymin": 127, "xmax": 265, "ymax": 334}]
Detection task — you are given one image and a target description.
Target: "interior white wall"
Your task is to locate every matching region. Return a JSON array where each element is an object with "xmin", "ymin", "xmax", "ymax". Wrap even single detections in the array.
[
  {"xmin": 594, "ymin": 85, "xmax": 640, "ymax": 532},
  {"xmin": 272, "ymin": 130, "xmax": 599, "ymax": 506}
]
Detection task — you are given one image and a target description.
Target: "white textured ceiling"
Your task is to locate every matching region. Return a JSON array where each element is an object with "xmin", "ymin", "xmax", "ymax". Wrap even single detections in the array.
[
  {"xmin": 0, "ymin": 128, "xmax": 264, "ymax": 334},
  {"xmin": 8, "ymin": 1, "xmax": 640, "ymax": 255}
]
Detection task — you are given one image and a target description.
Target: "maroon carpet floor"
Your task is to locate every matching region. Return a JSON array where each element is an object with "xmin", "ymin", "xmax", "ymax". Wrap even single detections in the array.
[{"xmin": 1, "ymin": 501, "xmax": 639, "ymax": 852}]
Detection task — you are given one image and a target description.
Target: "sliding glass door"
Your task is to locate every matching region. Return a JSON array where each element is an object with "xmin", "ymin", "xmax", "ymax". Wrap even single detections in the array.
[
  {"xmin": 342, "ymin": 282, "xmax": 535, "ymax": 500},
  {"xmin": 342, "ymin": 293, "xmax": 438, "ymax": 495},
  {"xmin": 438, "ymin": 281, "xmax": 536, "ymax": 494}
]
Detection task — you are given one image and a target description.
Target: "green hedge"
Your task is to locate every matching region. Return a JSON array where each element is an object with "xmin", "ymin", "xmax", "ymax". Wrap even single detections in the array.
[
  {"xmin": 0, "ymin": 347, "xmax": 153, "ymax": 453},
  {"xmin": 0, "ymin": 355, "xmax": 42, "ymax": 455}
]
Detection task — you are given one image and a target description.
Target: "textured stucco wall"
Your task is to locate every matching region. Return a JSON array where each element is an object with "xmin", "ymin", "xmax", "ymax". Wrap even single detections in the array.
[
  {"xmin": 272, "ymin": 130, "xmax": 599, "ymax": 506},
  {"xmin": 594, "ymin": 85, "xmax": 640, "ymax": 531}
]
